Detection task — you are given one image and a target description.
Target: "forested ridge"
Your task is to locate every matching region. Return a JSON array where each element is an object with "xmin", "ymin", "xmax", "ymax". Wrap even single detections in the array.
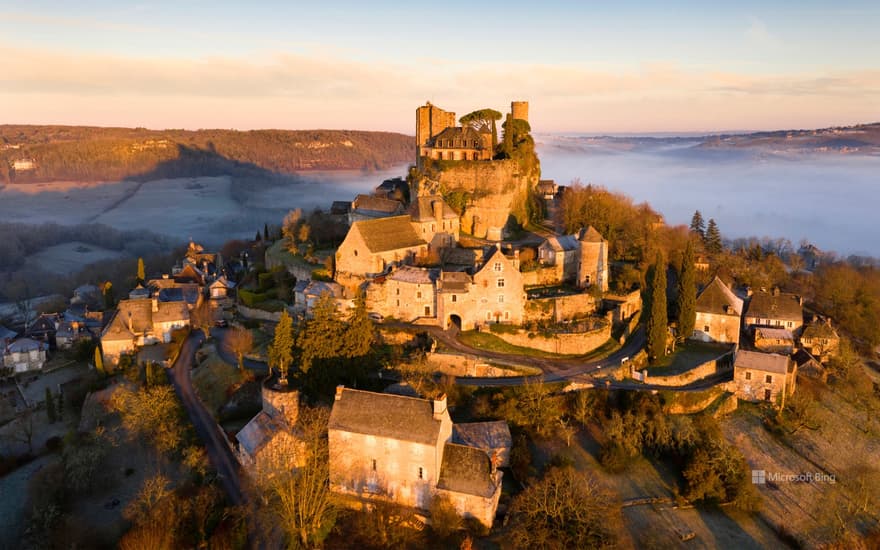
[{"xmin": 0, "ymin": 125, "xmax": 414, "ymax": 183}]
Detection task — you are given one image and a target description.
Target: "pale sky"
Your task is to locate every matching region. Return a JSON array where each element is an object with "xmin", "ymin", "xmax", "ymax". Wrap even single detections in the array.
[{"xmin": 1, "ymin": 1, "xmax": 878, "ymax": 134}]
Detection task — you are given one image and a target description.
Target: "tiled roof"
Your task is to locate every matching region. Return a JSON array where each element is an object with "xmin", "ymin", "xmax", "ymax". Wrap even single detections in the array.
[
  {"xmin": 389, "ymin": 266, "xmax": 438, "ymax": 284},
  {"xmin": 0, "ymin": 325, "xmax": 17, "ymax": 341},
  {"xmin": 236, "ymin": 411, "xmax": 282, "ymax": 457},
  {"xmin": 746, "ymin": 291, "xmax": 803, "ymax": 322},
  {"xmin": 437, "ymin": 443, "xmax": 497, "ymax": 498},
  {"xmin": 452, "ymin": 421, "xmax": 512, "ymax": 455},
  {"xmin": 577, "ymin": 226, "xmax": 605, "ymax": 243},
  {"xmin": 407, "ymin": 195, "xmax": 459, "ymax": 222},
  {"xmin": 430, "ymin": 126, "xmax": 485, "ymax": 148},
  {"xmin": 5, "ymin": 338, "xmax": 44, "ymax": 353},
  {"xmin": 735, "ymin": 350, "xmax": 790, "ymax": 374},
  {"xmin": 352, "ymin": 194, "xmax": 403, "ymax": 215},
  {"xmin": 328, "ymin": 388, "xmax": 444, "ymax": 445},
  {"xmin": 755, "ymin": 327, "xmax": 794, "ymax": 341},
  {"xmin": 153, "ymin": 301, "xmax": 189, "ymax": 324},
  {"xmin": 353, "ymin": 215, "xmax": 426, "ymax": 254},
  {"xmin": 542, "ymin": 234, "xmax": 579, "ymax": 252},
  {"xmin": 438, "ymin": 271, "xmax": 472, "ymax": 293},
  {"xmin": 696, "ymin": 277, "xmax": 743, "ymax": 316}
]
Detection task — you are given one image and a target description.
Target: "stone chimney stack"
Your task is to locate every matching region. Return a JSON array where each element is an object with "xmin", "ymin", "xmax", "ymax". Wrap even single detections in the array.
[
  {"xmin": 151, "ymin": 298, "xmax": 159, "ymax": 313},
  {"xmin": 433, "ymin": 393, "xmax": 447, "ymax": 420},
  {"xmin": 127, "ymin": 312, "xmax": 133, "ymax": 334},
  {"xmin": 335, "ymin": 385, "xmax": 345, "ymax": 401}
]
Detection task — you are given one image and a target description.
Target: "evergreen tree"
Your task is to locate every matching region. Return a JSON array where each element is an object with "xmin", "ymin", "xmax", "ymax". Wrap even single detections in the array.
[
  {"xmin": 677, "ymin": 241, "xmax": 697, "ymax": 342},
  {"xmin": 137, "ymin": 257, "xmax": 145, "ymax": 284},
  {"xmin": 45, "ymin": 387, "xmax": 56, "ymax": 423},
  {"xmin": 269, "ymin": 310, "xmax": 295, "ymax": 381},
  {"xmin": 296, "ymin": 293, "xmax": 345, "ymax": 373},
  {"xmin": 690, "ymin": 210, "xmax": 706, "ymax": 239},
  {"xmin": 264, "ymin": 223, "xmax": 270, "ymax": 241},
  {"xmin": 255, "ymin": 231, "xmax": 262, "ymax": 242},
  {"xmin": 705, "ymin": 219, "xmax": 723, "ymax": 254},
  {"xmin": 94, "ymin": 346, "xmax": 106, "ymax": 375},
  {"xmin": 56, "ymin": 391, "xmax": 63, "ymax": 421},
  {"xmin": 344, "ymin": 290, "xmax": 374, "ymax": 358},
  {"xmin": 102, "ymin": 281, "xmax": 114, "ymax": 310},
  {"xmin": 646, "ymin": 254, "xmax": 668, "ymax": 361}
]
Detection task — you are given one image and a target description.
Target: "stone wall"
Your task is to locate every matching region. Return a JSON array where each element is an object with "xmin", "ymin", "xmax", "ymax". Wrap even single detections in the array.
[
  {"xmin": 412, "ymin": 159, "xmax": 537, "ymax": 240},
  {"xmin": 524, "ymin": 292, "xmax": 598, "ymax": 323},
  {"xmin": 491, "ymin": 321, "xmax": 610, "ymax": 356},
  {"xmin": 237, "ymin": 304, "xmax": 291, "ymax": 322},
  {"xmin": 632, "ymin": 349, "xmax": 735, "ymax": 387},
  {"xmin": 521, "ymin": 265, "xmax": 563, "ymax": 287},
  {"xmin": 425, "ymin": 352, "xmax": 527, "ymax": 378}
]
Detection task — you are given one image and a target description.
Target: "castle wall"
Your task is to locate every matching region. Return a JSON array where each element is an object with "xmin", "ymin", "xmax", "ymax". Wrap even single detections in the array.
[
  {"xmin": 491, "ymin": 322, "xmax": 610, "ymax": 355},
  {"xmin": 414, "ymin": 159, "xmax": 534, "ymax": 240},
  {"xmin": 511, "ymin": 101, "xmax": 529, "ymax": 123}
]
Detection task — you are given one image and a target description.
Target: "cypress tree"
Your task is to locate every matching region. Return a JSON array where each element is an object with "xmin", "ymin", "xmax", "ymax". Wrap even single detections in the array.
[
  {"xmin": 264, "ymin": 223, "xmax": 270, "ymax": 241},
  {"xmin": 344, "ymin": 290, "xmax": 374, "ymax": 358},
  {"xmin": 137, "ymin": 257, "xmax": 145, "ymax": 284},
  {"xmin": 690, "ymin": 210, "xmax": 706, "ymax": 239},
  {"xmin": 646, "ymin": 254, "xmax": 668, "ymax": 361},
  {"xmin": 255, "ymin": 231, "xmax": 262, "ymax": 242},
  {"xmin": 677, "ymin": 241, "xmax": 697, "ymax": 342},
  {"xmin": 94, "ymin": 346, "xmax": 105, "ymax": 375},
  {"xmin": 705, "ymin": 219, "xmax": 723, "ymax": 254},
  {"xmin": 269, "ymin": 310, "xmax": 295, "ymax": 381},
  {"xmin": 45, "ymin": 387, "xmax": 56, "ymax": 423}
]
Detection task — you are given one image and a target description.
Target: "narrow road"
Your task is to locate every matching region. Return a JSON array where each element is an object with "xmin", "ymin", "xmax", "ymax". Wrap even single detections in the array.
[{"xmin": 167, "ymin": 332, "xmax": 246, "ymax": 506}]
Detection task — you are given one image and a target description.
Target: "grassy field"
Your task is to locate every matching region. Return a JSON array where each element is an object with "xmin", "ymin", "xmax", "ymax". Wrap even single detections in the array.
[
  {"xmin": 191, "ymin": 349, "xmax": 250, "ymax": 416},
  {"xmin": 647, "ymin": 341, "xmax": 732, "ymax": 374}
]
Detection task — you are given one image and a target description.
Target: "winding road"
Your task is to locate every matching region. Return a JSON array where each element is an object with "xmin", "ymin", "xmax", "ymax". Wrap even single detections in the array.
[{"xmin": 166, "ymin": 332, "xmax": 246, "ymax": 506}]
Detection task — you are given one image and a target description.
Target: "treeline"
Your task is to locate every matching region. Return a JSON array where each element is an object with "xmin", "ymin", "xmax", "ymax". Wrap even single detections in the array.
[
  {"xmin": 0, "ymin": 125, "xmax": 414, "ymax": 184},
  {"xmin": 0, "ymin": 221, "xmax": 175, "ymax": 272}
]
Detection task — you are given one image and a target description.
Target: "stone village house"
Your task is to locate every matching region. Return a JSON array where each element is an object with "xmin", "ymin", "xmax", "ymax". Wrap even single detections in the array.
[
  {"xmin": 3, "ymin": 338, "xmax": 47, "ymax": 374},
  {"xmin": 537, "ymin": 226, "xmax": 609, "ymax": 291},
  {"xmin": 799, "ymin": 318, "xmax": 840, "ymax": 362},
  {"xmin": 236, "ymin": 378, "xmax": 303, "ymax": 482},
  {"xmin": 100, "ymin": 298, "xmax": 190, "ymax": 365},
  {"xmin": 743, "ymin": 288, "xmax": 804, "ymax": 335},
  {"xmin": 692, "ymin": 276, "xmax": 743, "ymax": 346},
  {"xmin": 733, "ymin": 350, "xmax": 797, "ymax": 407},
  {"xmin": 328, "ymin": 387, "xmax": 506, "ymax": 528}
]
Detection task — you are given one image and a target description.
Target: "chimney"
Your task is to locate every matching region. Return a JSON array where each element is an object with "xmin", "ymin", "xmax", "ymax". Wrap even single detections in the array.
[
  {"xmin": 151, "ymin": 298, "xmax": 159, "ymax": 313},
  {"xmin": 127, "ymin": 312, "xmax": 133, "ymax": 334},
  {"xmin": 798, "ymin": 296, "xmax": 804, "ymax": 306},
  {"xmin": 433, "ymin": 393, "xmax": 447, "ymax": 420},
  {"xmin": 162, "ymin": 273, "xmax": 169, "ymax": 279},
  {"xmin": 746, "ymin": 286, "xmax": 753, "ymax": 297},
  {"xmin": 335, "ymin": 385, "xmax": 345, "ymax": 401},
  {"xmin": 772, "ymin": 287, "xmax": 780, "ymax": 297}
]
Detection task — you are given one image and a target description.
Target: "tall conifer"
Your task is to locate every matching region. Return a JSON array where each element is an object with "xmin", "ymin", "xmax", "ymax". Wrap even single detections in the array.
[
  {"xmin": 705, "ymin": 219, "xmax": 723, "ymax": 254},
  {"xmin": 646, "ymin": 254, "xmax": 668, "ymax": 361},
  {"xmin": 677, "ymin": 241, "xmax": 697, "ymax": 342},
  {"xmin": 269, "ymin": 310, "xmax": 295, "ymax": 381}
]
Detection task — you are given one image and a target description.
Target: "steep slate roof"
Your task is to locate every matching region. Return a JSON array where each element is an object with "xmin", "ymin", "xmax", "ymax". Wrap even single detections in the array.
[
  {"xmin": 353, "ymin": 216, "xmax": 426, "ymax": 254},
  {"xmin": 303, "ymin": 280, "xmax": 343, "ymax": 298},
  {"xmin": 696, "ymin": 277, "xmax": 744, "ymax": 316},
  {"xmin": 577, "ymin": 226, "xmax": 605, "ymax": 243},
  {"xmin": 236, "ymin": 411, "xmax": 280, "ymax": 457},
  {"xmin": 389, "ymin": 266, "xmax": 438, "ymax": 284},
  {"xmin": 746, "ymin": 290, "xmax": 803, "ymax": 322},
  {"xmin": 5, "ymin": 338, "xmax": 44, "ymax": 353},
  {"xmin": 437, "ymin": 443, "xmax": 497, "ymax": 498},
  {"xmin": 328, "ymin": 388, "xmax": 444, "ymax": 445},
  {"xmin": 407, "ymin": 195, "xmax": 459, "ymax": 221},
  {"xmin": 792, "ymin": 349, "xmax": 822, "ymax": 370},
  {"xmin": 452, "ymin": 421, "xmax": 512, "ymax": 454},
  {"xmin": 542, "ymin": 234, "xmax": 580, "ymax": 252},
  {"xmin": 735, "ymin": 350, "xmax": 790, "ymax": 374},
  {"xmin": 430, "ymin": 126, "xmax": 485, "ymax": 148},
  {"xmin": 352, "ymin": 194, "xmax": 403, "ymax": 215},
  {"xmin": 103, "ymin": 299, "xmax": 153, "ymax": 339},
  {"xmin": 438, "ymin": 271, "xmax": 472, "ymax": 293},
  {"xmin": 755, "ymin": 327, "xmax": 794, "ymax": 341},
  {"xmin": 153, "ymin": 301, "xmax": 189, "ymax": 324}
]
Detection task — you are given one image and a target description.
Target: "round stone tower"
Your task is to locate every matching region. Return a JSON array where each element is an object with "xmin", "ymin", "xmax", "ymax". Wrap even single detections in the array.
[
  {"xmin": 262, "ymin": 377, "xmax": 299, "ymax": 427},
  {"xmin": 511, "ymin": 101, "xmax": 529, "ymax": 123}
]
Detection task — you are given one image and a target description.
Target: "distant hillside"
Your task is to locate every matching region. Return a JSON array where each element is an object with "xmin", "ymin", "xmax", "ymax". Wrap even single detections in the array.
[
  {"xmin": 698, "ymin": 122, "xmax": 880, "ymax": 153},
  {"xmin": 0, "ymin": 125, "xmax": 414, "ymax": 184}
]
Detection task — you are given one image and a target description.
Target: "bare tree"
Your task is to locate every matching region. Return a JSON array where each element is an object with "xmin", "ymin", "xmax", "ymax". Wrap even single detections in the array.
[
  {"xmin": 190, "ymin": 299, "xmax": 213, "ymax": 338},
  {"xmin": 226, "ymin": 325, "xmax": 254, "ymax": 371}
]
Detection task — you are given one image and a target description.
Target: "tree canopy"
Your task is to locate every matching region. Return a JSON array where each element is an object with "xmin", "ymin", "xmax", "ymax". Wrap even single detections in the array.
[
  {"xmin": 459, "ymin": 109, "xmax": 502, "ymax": 147},
  {"xmin": 268, "ymin": 310, "xmax": 295, "ymax": 381}
]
